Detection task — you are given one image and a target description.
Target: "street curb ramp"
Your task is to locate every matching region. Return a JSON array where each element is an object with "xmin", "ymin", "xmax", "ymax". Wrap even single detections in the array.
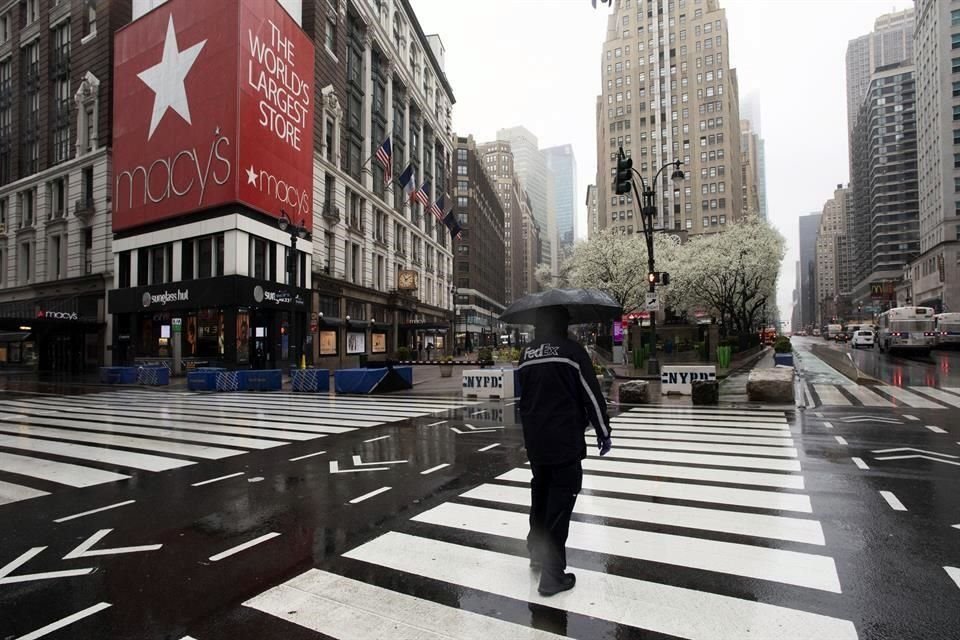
[{"xmin": 811, "ymin": 344, "xmax": 883, "ymax": 385}]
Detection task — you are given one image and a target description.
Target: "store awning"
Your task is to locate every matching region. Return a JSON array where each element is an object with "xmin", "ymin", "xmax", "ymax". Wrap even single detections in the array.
[
  {"xmin": 0, "ymin": 331, "xmax": 32, "ymax": 342},
  {"xmin": 346, "ymin": 319, "xmax": 372, "ymax": 331},
  {"xmin": 400, "ymin": 323, "xmax": 450, "ymax": 331},
  {"xmin": 319, "ymin": 316, "xmax": 343, "ymax": 327},
  {"xmin": 371, "ymin": 322, "xmax": 392, "ymax": 331}
]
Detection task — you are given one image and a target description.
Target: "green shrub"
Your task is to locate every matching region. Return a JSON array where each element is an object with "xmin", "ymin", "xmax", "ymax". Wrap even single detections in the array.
[
  {"xmin": 396, "ymin": 346, "xmax": 411, "ymax": 361},
  {"xmin": 773, "ymin": 336, "xmax": 792, "ymax": 353},
  {"xmin": 477, "ymin": 347, "xmax": 493, "ymax": 363}
]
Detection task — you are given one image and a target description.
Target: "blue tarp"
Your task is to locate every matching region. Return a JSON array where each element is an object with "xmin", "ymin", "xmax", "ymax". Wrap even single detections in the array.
[
  {"xmin": 99, "ymin": 367, "xmax": 138, "ymax": 384},
  {"xmin": 237, "ymin": 369, "xmax": 282, "ymax": 391},
  {"xmin": 292, "ymin": 369, "xmax": 330, "ymax": 392},
  {"xmin": 335, "ymin": 367, "xmax": 413, "ymax": 394}
]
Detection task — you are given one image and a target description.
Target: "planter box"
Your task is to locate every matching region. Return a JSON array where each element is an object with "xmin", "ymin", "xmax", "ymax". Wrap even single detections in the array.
[
  {"xmin": 774, "ymin": 352, "xmax": 794, "ymax": 367},
  {"xmin": 439, "ymin": 364, "xmax": 454, "ymax": 378}
]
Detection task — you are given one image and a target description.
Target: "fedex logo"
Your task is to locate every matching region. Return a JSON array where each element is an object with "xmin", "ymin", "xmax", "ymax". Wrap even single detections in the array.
[{"xmin": 523, "ymin": 344, "xmax": 560, "ymax": 360}]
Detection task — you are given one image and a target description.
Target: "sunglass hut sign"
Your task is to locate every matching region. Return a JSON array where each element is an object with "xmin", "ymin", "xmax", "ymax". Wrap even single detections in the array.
[{"xmin": 112, "ymin": 0, "xmax": 315, "ymax": 233}]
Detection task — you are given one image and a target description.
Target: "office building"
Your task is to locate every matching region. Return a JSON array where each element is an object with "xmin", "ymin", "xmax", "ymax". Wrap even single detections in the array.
[
  {"xmin": 798, "ymin": 212, "xmax": 821, "ymax": 330},
  {"xmin": 586, "ymin": 184, "xmax": 599, "ymax": 239},
  {"xmin": 543, "ymin": 144, "xmax": 577, "ymax": 251},
  {"xmin": 815, "ymin": 185, "xmax": 853, "ymax": 324},
  {"xmin": 452, "ymin": 135, "xmax": 505, "ymax": 350},
  {"xmin": 908, "ymin": 0, "xmax": 960, "ymax": 312},
  {"xmin": 596, "ymin": 0, "xmax": 744, "ymax": 236},
  {"xmin": 740, "ymin": 118, "xmax": 766, "ymax": 219},
  {"xmin": 496, "ymin": 125, "xmax": 554, "ymax": 270}
]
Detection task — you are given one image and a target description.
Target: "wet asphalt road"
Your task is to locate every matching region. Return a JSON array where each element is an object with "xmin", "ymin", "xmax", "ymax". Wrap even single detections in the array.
[
  {"xmin": 0, "ymin": 380, "xmax": 958, "ymax": 639},
  {"xmin": 798, "ymin": 335, "xmax": 960, "ymax": 389}
]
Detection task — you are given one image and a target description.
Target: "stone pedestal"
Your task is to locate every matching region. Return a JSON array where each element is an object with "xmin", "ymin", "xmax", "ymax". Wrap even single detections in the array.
[
  {"xmin": 691, "ymin": 380, "xmax": 719, "ymax": 405},
  {"xmin": 747, "ymin": 368, "xmax": 795, "ymax": 403},
  {"xmin": 618, "ymin": 380, "xmax": 650, "ymax": 404}
]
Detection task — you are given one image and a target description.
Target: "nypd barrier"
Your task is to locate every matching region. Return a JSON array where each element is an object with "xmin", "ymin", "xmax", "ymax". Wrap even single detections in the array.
[
  {"xmin": 660, "ymin": 365, "xmax": 717, "ymax": 395},
  {"xmin": 462, "ymin": 368, "xmax": 518, "ymax": 399}
]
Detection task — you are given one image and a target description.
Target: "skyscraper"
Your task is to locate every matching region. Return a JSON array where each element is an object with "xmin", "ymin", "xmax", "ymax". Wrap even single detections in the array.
[
  {"xmin": 740, "ymin": 119, "xmax": 767, "ymax": 219},
  {"xmin": 544, "ymin": 145, "xmax": 578, "ymax": 252},
  {"xmin": 586, "ymin": 184, "xmax": 600, "ymax": 239},
  {"xmin": 798, "ymin": 213, "xmax": 822, "ymax": 330},
  {"xmin": 850, "ymin": 62, "xmax": 919, "ymax": 310},
  {"xmin": 496, "ymin": 126, "xmax": 554, "ymax": 271},
  {"xmin": 815, "ymin": 185, "xmax": 853, "ymax": 324},
  {"xmin": 596, "ymin": 0, "xmax": 744, "ymax": 236},
  {"xmin": 909, "ymin": 0, "xmax": 960, "ymax": 312}
]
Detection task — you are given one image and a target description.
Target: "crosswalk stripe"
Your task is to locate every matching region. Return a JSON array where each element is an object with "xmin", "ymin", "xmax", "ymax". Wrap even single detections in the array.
[
  {"xmin": 0, "ymin": 479, "xmax": 49, "ymax": 505},
  {"xmin": 600, "ymin": 438, "xmax": 797, "ymax": 458},
  {"xmin": 0, "ymin": 451, "xmax": 129, "ymax": 487},
  {"xmin": 611, "ymin": 422, "xmax": 793, "ymax": 437},
  {"xmin": 0, "ymin": 434, "xmax": 193, "ymax": 472},
  {"xmin": 4, "ymin": 402, "xmax": 355, "ymax": 435},
  {"xmin": 1, "ymin": 408, "xmax": 323, "ymax": 441},
  {"xmin": 843, "ymin": 385, "xmax": 895, "ymax": 407},
  {"xmin": 0, "ymin": 424, "xmax": 245, "ymax": 460},
  {"xmin": 615, "ymin": 416, "xmax": 789, "ymax": 429},
  {"xmin": 627, "ymin": 406, "xmax": 787, "ymax": 418},
  {"xmin": 592, "ymin": 448, "xmax": 802, "ymax": 472},
  {"xmin": 0, "ymin": 415, "xmax": 288, "ymax": 449},
  {"xmin": 614, "ymin": 430, "xmax": 796, "ymax": 447},
  {"xmin": 813, "ymin": 385, "xmax": 852, "ymax": 406},
  {"xmin": 245, "ymin": 570, "xmax": 567, "ymax": 640},
  {"xmin": 908, "ymin": 387, "xmax": 960, "ymax": 408},
  {"xmin": 8, "ymin": 399, "xmax": 381, "ymax": 429},
  {"xmin": 499, "ymin": 468, "xmax": 811, "ymax": 511},
  {"xmin": 414, "ymin": 502, "xmax": 840, "ymax": 591},
  {"xmin": 343, "ymin": 533, "xmax": 857, "ymax": 639},
  {"xmin": 874, "ymin": 385, "xmax": 943, "ymax": 409},
  {"xmin": 126, "ymin": 392, "xmax": 466, "ymax": 412},
  {"xmin": 462, "ymin": 483, "xmax": 825, "ymax": 545},
  {"xmin": 580, "ymin": 457, "xmax": 805, "ymax": 489}
]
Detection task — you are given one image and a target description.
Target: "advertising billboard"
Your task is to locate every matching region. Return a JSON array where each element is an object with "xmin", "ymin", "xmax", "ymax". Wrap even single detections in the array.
[{"xmin": 112, "ymin": 0, "xmax": 314, "ymax": 232}]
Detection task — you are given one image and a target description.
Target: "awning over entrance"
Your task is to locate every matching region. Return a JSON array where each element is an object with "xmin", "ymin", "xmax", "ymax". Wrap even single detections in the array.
[
  {"xmin": 0, "ymin": 295, "xmax": 99, "ymax": 323},
  {"xmin": 0, "ymin": 331, "xmax": 31, "ymax": 342}
]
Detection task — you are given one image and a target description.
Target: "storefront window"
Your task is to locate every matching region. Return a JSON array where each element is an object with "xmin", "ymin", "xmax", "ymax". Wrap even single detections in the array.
[
  {"xmin": 371, "ymin": 332, "xmax": 386, "ymax": 353},
  {"xmin": 346, "ymin": 331, "xmax": 366, "ymax": 354},
  {"xmin": 196, "ymin": 309, "xmax": 222, "ymax": 357},
  {"xmin": 319, "ymin": 330, "xmax": 337, "ymax": 355},
  {"xmin": 236, "ymin": 311, "xmax": 249, "ymax": 364},
  {"xmin": 199, "ymin": 238, "xmax": 212, "ymax": 278}
]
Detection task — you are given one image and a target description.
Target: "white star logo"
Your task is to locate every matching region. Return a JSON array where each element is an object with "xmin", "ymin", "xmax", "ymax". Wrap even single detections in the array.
[
  {"xmin": 246, "ymin": 165, "xmax": 258, "ymax": 187},
  {"xmin": 137, "ymin": 15, "xmax": 207, "ymax": 140}
]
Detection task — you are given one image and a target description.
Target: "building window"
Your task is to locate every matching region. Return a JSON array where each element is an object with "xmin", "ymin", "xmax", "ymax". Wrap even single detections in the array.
[
  {"xmin": 84, "ymin": 0, "xmax": 97, "ymax": 38},
  {"xmin": 18, "ymin": 241, "xmax": 31, "ymax": 283},
  {"xmin": 49, "ymin": 235, "xmax": 63, "ymax": 280},
  {"xmin": 20, "ymin": 40, "xmax": 39, "ymax": 176},
  {"xmin": 23, "ymin": 0, "xmax": 39, "ymax": 26},
  {"xmin": 324, "ymin": 18, "xmax": 336, "ymax": 53},
  {"xmin": 52, "ymin": 22, "xmax": 72, "ymax": 164}
]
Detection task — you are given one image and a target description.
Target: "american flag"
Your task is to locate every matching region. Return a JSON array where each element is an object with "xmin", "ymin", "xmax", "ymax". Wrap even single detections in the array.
[
  {"xmin": 428, "ymin": 194, "xmax": 446, "ymax": 222},
  {"xmin": 374, "ymin": 137, "xmax": 392, "ymax": 183},
  {"xmin": 414, "ymin": 180, "xmax": 431, "ymax": 207}
]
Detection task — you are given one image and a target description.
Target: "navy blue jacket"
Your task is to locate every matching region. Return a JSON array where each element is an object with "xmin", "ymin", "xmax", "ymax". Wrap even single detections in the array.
[{"xmin": 517, "ymin": 336, "xmax": 611, "ymax": 465}]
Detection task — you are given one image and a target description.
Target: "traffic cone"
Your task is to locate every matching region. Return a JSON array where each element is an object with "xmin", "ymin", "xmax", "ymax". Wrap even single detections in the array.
[{"xmin": 299, "ymin": 354, "xmax": 306, "ymax": 369}]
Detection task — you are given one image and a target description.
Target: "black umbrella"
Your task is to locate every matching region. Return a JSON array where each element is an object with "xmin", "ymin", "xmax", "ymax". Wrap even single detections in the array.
[{"xmin": 499, "ymin": 288, "xmax": 622, "ymax": 325}]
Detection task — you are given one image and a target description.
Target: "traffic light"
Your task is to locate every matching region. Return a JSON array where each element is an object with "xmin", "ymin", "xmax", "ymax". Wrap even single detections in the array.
[
  {"xmin": 615, "ymin": 156, "xmax": 633, "ymax": 195},
  {"xmin": 661, "ymin": 272, "xmax": 670, "ymax": 286},
  {"xmin": 648, "ymin": 272, "xmax": 659, "ymax": 284}
]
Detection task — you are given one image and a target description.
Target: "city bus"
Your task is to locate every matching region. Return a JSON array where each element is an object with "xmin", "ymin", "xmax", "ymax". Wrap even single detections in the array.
[
  {"xmin": 934, "ymin": 312, "xmax": 960, "ymax": 348},
  {"xmin": 877, "ymin": 306, "xmax": 937, "ymax": 354}
]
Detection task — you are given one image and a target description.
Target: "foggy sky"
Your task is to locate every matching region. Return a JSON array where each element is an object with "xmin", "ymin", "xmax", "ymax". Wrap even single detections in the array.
[{"xmin": 409, "ymin": 0, "xmax": 914, "ymax": 322}]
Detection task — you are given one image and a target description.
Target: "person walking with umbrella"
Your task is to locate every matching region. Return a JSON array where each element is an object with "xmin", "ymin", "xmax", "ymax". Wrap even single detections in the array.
[{"xmin": 504, "ymin": 290, "xmax": 615, "ymax": 596}]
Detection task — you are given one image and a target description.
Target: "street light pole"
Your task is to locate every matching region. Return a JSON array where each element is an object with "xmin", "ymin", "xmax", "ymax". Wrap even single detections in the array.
[
  {"xmin": 278, "ymin": 210, "xmax": 308, "ymax": 370},
  {"xmin": 618, "ymin": 148, "xmax": 684, "ymax": 376}
]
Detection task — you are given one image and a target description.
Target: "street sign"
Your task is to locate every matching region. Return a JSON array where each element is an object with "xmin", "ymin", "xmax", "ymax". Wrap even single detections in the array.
[
  {"xmin": 645, "ymin": 292, "xmax": 660, "ymax": 311},
  {"xmin": 172, "ymin": 318, "xmax": 182, "ymax": 333}
]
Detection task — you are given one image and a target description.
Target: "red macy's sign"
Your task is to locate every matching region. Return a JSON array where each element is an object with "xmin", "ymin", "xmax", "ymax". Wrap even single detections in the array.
[{"xmin": 112, "ymin": 0, "xmax": 314, "ymax": 232}]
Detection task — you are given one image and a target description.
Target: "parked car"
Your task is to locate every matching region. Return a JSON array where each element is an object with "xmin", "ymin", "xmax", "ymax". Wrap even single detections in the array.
[
  {"xmin": 812, "ymin": 328, "xmax": 821, "ymax": 337},
  {"xmin": 851, "ymin": 329, "xmax": 875, "ymax": 349},
  {"xmin": 833, "ymin": 331, "xmax": 850, "ymax": 343}
]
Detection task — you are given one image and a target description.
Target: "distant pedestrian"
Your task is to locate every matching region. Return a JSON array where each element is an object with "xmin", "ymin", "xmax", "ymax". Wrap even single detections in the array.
[
  {"xmin": 517, "ymin": 306, "xmax": 612, "ymax": 596},
  {"xmin": 426, "ymin": 342, "xmax": 434, "ymax": 360}
]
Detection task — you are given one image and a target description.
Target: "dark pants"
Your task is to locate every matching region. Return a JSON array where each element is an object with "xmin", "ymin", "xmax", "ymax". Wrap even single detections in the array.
[{"xmin": 527, "ymin": 459, "xmax": 583, "ymax": 579}]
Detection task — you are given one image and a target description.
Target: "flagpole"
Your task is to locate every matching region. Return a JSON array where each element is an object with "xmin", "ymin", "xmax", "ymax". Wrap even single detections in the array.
[{"xmin": 360, "ymin": 136, "xmax": 391, "ymax": 169}]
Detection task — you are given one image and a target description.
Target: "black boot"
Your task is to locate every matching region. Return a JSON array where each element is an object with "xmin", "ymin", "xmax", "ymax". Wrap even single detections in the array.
[{"xmin": 538, "ymin": 572, "xmax": 576, "ymax": 596}]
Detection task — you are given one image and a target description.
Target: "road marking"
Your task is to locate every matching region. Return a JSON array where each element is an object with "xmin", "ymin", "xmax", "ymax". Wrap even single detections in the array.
[
  {"xmin": 879, "ymin": 490, "xmax": 907, "ymax": 511},
  {"xmin": 627, "ymin": 406, "xmax": 786, "ymax": 417},
  {"xmin": 909, "ymin": 386, "xmax": 960, "ymax": 408},
  {"xmin": 0, "ymin": 435, "xmax": 192, "ymax": 472},
  {"xmin": 288, "ymin": 450, "xmax": 326, "ymax": 461},
  {"xmin": 500, "ymin": 468, "xmax": 811, "ymax": 512},
  {"xmin": 876, "ymin": 385, "xmax": 942, "ymax": 409},
  {"xmin": 944, "ymin": 567, "xmax": 960, "ymax": 591},
  {"xmin": 414, "ymin": 501, "xmax": 841, "ymax": 591},
  {"xmin": 16, "ymin": 602, "xmax": 112, "ymax": 640},
  {"xmin": 471, "ymin": 409, "xmax": 488, "ymax": 416},
  {"xmin": 834, "ymin": 436, "xmax": 848, "ymax": 446},
  {"xmin": 63, "ymin": 528, "xmax": 162, "ymax": 559},
  {"xmin": 616, "ymin": 415, "xmax": 788, "ymax": 428},
  {"xmin": 244, "ymin": 570, "xmax": 569, "ymax": 640},
  {"xmin": 844, "ymin": 385, "xmax": 895, "ymax": 407},
  {"xmin": 614, "ymin": 431, "xmax": 796, "ymax": 446},
  {"xmin": 823, "ymin": 421, "xmax": 834, "ymax": 430},
  {"xmin": 814, "ymin": 385, "xmax": 852, "ymax": 405},
  {"xmin": 420, "ymin": 463, "xmax": 450, "ymax": 475},
  {"xmin": 851, "ymin": 457, "xmax": 869, "ymax": 470},
  {"xmin": 926, "ymin": 426, "xmax": 947, "ymax": 434},
  {"xmin": 54, "ymin": 500, "xmax": 136, "ymax": 523},
  {"xmin": 349, "ymin": 486, "xmax": 392, "ymax": 504},
  {"xmin": 0, "ymin": 479, "xmax": 49, "ymax": 506},
  {"xmin": 426, "ymin": 420, "xmax": 447, "ymax": 427},
  {"xmin": 463, "ymin": 483, "xmax": 825, "ymax": 545},
  {"xmin": 329, "ymin": 461, "xmax": 388, "ymax": 473},
  {"xmin": 604, "ymin": 438, "xmax": 797, "ymax": 458},
  {"xmin": 578, "ymin": 457, "xmax": 805, "ymax": 489},
  {"xmin": 814, "ymin": 411, "xmax": 823, "ymax": 418},
  {"xmin": 478, "ymin": 443, "xmax": 501, "ymax": 452},
  {"xmin": 951, "ymin": 524, "xmax": 960, "ymax": 530},
  {"xmin": 192, "ymin": 472, "xmax": 245, "ymax": 487},
  {"xmin": 363, "ymin": 435, "xmax": 391, "ymax": 443},
  {"xmin": 873, "ymin": 447, "xmax": 958, "ymax": 458},
  {"xmin": 208, "ymin": 532, "xmax": 281, "ymax": 562},
  {"xmin": 344, "ymin": 533, "xmax": 858, "ymax": 640},
  {"xmin": 351, "ymin": 455, "xmax": 407, "ymax": 466},
  {"xmin": 0, "ymin": 547, "xmax": 94, "ymax": 585},
  {"xmin": 804, "ymin": 382, "xmax": 816, "ymax": 408},
  {"xmin": 904, "ymin": 414, "xmax": 919, "ymax": 421},
  {"xmin": 451, "ymin": 426, "xmax": 503, "ymax": 434},
  {"xmin": 874, "ymin": 454, "xmax": 960, "ymax": 467},
  {"xmin": 613, "ymin": 422, "xmax": 792, "ymax": 437},
  {"xmin": 591, "ymin": 448, "xmax": 801, "ymax": 472},
  {"xmin": 505, "ymin": 402, "xmax": 517, "ymax": 407}
]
